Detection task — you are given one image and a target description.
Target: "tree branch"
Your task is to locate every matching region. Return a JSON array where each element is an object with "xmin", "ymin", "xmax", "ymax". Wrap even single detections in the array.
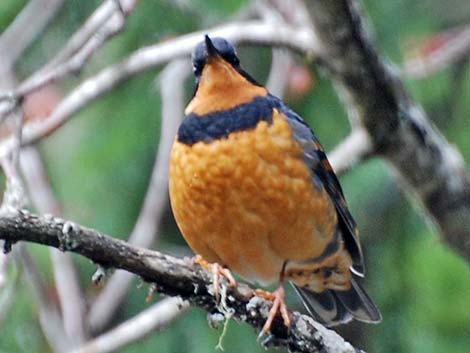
[
  {"xmin": 0, "ymin": 2, "xmax": 76, "ymax": 349},
  {"xmin": 88, "ymin": 59, "xmax": 190, "ymax": 332},
  {"xmin": 73, "ymin": 298, "xmax": 189, "ymax": 353},
  {"xmin": 21, "ymin": 147, "xmax": 87, "ymax": 345},
  {"xmin": 43, "ymin": 0, "xmax": 137, "ymax": 70},
  {"xmin": 329, "ymin": 128, "xmax": 373, "ymax": 176},
  {"xmin": 6, "ymin": 0, "xmax": 139, "ymax": 107},
  {"xmin": 0, "ymin": 0, "xmax": 64, "ymax": 69},
  {"xmin": 0, "ymin": 252, "xmax": 18, "ymax": 326},
  {"xmin": 0, "ymin": 21, "xmax": 318, "ymax": 160},
  {"xmin": 403, "ymin": 24, "xmax": 470, "ymax": 79},
  {"xmin": 0, "ymin": 210, "xmax": 363, "ymax": 353},
  {"xmin": 304, "ymin": 0, "xmax": 470, "ymax": 261},
  {"xmin": 17, "ymin": 244, "xmax": 70, "ymax": 353}
]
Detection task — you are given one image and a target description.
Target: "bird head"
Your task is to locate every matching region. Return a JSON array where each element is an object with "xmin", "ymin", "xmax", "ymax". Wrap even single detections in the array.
[
  {"xmin": 192, "ymin": 35, "xmax": 240, "ymax": 78},
  {"xmin": 185, "ymin": 35, "xmax": 265, "ymax": 115}
]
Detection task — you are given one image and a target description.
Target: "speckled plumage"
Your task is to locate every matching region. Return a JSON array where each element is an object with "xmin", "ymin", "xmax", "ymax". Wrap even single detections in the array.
[
  {"xmin": 170, "ymin": 109, "xmax": 338, "ymax": 285},
  {"xmin": 169, "ymin": 36, "xmax": 381, "ymax": 328}
]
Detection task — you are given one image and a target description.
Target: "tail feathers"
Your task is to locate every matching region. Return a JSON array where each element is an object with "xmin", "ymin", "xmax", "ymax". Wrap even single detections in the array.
[
  {"xmin": 291, "ymin": 284, "xmax": 353, "ymax": 326},
  {"xmin": 291, "ymin": 278, "xmax": 381, "ymax": 327},
  {"xmin": 334, "ymin": 278, "xmax": 382, "ymax": 323}
]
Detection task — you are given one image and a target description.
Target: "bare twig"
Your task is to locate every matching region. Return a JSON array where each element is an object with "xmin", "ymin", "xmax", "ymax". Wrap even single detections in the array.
[
  {"xmin": 403, "ymin": 24, "xmax": 470, "ymax": 79},
  {"xmin": 304, "ymin": 0, "xmax": 470, "ymax": 260},
  {"xmin": 20, "ymin": 147, "xmax": 87, "ymax": 345},
  {"xmin": 44, "ymin": 0, "xmax": 137, "ymax": 70},
  {"xmin": 75, "ymin": 298, "xmax": 189, "ymax": 353},
  {"xmin": 257, "ymin": 0, "xmax": 296, "ymax": 98},
  {"xmin": 0, "ymin": 20, "xmax": 316, "ymax": 105},
  {"xmin": 0, "ymin": 211, "xmax": 364, "ymax": 353},
  {"xmin": 0, "ymin": 250, "xmax": 7, "ymax": 290},
  {"xmin": 0, "ymin": 21, "xmax": 319, "ymax": 160},
  {"xmin": 266, "ymin": 49, "xmax": 295, "ymax": 97},
  {"xmin": 0, "ymin": 108, "xmax": 26, "ymax": 212},
  {"xmin": 17, "ymin": 244, "xmax": 70, "ymax": 353},
  {"xmin": 0, "ymin": 251, "xmax": 19, "ymax": 326},
  {"xmin": 329, "ymin": 128, "xmax": 373, "ymax": 176},
  {"xmin": 266, "ymin": 0, "xmax": 313, "ymax": 28},
  {"xmin": 88, "ymin": 59, "xmax": 190, "ymax": 332},
  {"xmin": 0, "ymin": 1, "xmax": 80, "ymax": 349},
  {"xmin": 5, "ymin": 0, "xmax": 139, "ymax": 107},
  {"xmin": 20, "ymin": 148, "xmax": 60, "ymax": 215},
  {"xmin": 0, "ymin": 0, "xmax": 64, "ymax": 69}
]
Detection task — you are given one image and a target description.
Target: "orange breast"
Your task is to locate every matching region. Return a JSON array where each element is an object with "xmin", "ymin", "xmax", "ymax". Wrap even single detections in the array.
[{"xmin": 169, "ymin": 110, "xmax": 337, "ymax": 285}]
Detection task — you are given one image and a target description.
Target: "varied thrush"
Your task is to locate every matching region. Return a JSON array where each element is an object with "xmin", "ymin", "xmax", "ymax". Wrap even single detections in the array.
[{"xmin": 169, "ymin": 35, "xmax": 381, "ymax": 335}]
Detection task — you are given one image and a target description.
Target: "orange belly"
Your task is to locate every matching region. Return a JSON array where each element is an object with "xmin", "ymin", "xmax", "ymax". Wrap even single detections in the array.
[{"xmin": 169, "ymin": 111, "xmax": 337, "ymax": 285}]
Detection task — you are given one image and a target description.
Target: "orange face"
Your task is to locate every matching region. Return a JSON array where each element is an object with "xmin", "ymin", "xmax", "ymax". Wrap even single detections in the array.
[{"xmin": 185, "ymin": 54, "xmax": 267, "ymax": 116}]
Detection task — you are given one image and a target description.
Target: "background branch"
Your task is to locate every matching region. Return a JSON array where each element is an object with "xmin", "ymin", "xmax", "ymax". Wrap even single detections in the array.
[
  {"xmin": 1, "ymin": 1, "xmax": 469, "ymax": 352},
  {"xmin": 0, "ymin": 0, "xmax": 64, "ymax": 69},
  {"xmin": 304, "ymin": 0, "xmax": 470, "ymax": 260},
  {"xmin": 43, "ymin": 0, "xmax": 136, "ymax": 70},
  {"xmin": 21, "ymin": 147, "xmax": 87, "ymax": 345},
  {"xmin": 88, "ymin": 59, "xmax": 190, "ymax": 333},
  {"xmin": 0, "ymin": 21, "xmax": 319, "ymax": 160},
  {"xmin": 329, "ymin": 128, "xmax": 373, "ymax": 176},
  {"xmin": 403, "ymin": 24, "xmax": 470, "ymax": 79},
  {"xmin": 5, "ymin": 0, "xmax": 139, "ymax": 107},
  {"xmin": 17, "ymin": 244, "xmax": 70, "ymax": 353},
  {"xmin": 74, "ymin": 297, "xmax": 189, "ymax": 353}
]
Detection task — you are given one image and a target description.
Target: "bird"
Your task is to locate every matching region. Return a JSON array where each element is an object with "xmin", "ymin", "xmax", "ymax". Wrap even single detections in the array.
[{"xmin": 169, "ymin": 35, "xmax": 381, "ymax": 336}]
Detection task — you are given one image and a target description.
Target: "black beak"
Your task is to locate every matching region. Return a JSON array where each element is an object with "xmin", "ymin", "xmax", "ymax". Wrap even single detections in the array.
[{"xmin": 204, "ymin": 35, "xmax": 218, "ymax": 58}]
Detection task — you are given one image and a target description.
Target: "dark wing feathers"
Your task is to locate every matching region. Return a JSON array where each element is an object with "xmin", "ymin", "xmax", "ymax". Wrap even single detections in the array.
[
  {"xmin": 312, "ymin": 147, "xmax": 365, "ymax": 275},
  {"xmin": 274, "ymin": 96, "xmax": 365, "ymax": 275}
]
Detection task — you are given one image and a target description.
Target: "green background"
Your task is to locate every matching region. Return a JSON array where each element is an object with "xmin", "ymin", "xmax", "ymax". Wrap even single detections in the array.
[{"xmin": 0, "ymin": 1, "xmax": 469, "ymax": 352}]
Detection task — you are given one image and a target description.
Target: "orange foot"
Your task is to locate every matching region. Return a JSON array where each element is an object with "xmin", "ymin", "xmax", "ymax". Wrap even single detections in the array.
[
  {"xmin": 194, "ymin": 255, "xmax": 237, "ymax": 299},
  {"xmin": 253, "ymin": 286, "xmax": 291, "ymax": 338}
]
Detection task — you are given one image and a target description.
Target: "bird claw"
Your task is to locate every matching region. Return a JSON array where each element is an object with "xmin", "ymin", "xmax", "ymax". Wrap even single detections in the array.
[
  {"xmin": 193, "ymin": 255, "xmax": 237, "ymax": 299},
  {"xmin": 253, "ymin": 287, "xmax": 291, "ymax": 339}
]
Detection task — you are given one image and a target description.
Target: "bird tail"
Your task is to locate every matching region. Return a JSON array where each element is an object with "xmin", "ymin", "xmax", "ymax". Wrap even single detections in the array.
[{"xmin": 291, "ymin": 277, "xmax": 382, "ymax": 327}]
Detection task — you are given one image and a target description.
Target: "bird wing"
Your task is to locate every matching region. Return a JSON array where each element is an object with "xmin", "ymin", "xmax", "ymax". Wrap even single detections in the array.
[{"xmin": 274, "ymin": 96, "xmax": 365, "ymax": 275}]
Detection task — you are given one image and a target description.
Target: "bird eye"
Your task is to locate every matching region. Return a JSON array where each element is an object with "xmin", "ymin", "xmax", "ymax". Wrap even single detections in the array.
[
  {"xmin": 229, "ymin": 55, "xmax": 239, "ymax": 66},
  {"xmin": 192, "ymin": 58, "xmax": 205, "ymax": 77}
]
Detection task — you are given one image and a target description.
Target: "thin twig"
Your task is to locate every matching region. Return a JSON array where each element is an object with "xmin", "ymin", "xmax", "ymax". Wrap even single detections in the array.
[
  {"xmin": 257, "ymin": 0, "xmax": 295, "ymax": 98},
  {"xmin": 74, "ymin": 298, "xmax": 189, "ymax": 353},
  {"xmin": 0, "ymin": 108, "xmax": 26, "ymax": 212},
  {"xmin": 267, "ymin": 0, "xmax": 313, "ymax": 28},
  {"xmin": 88, "ymin": 59, "xmax": 190, "ymax": 333},
  {"xmin": 0, "ymin": 250, "xmax": 19, "ymax": 327},
  {"xmin": 0, "ymin": 0, "xmax": 64, "ymax": 69},
  {"xmin": 403, "ymin": 24, "xmax": 470, "ymax": 79},
  {"xmin": 0, "ymin": 21, "xmax": 319, "ymax": 160},
  {"xmin": 20, "ymin": 147, "xmax": 87, "ymax": 345},
  {"xmin": 44, "ymin": 0, "xmax": 136, "ymax": 70},
  {"xmin": 8, "ymin": 0, "xmax": 139, "ymax": 105},
  {"xmin": 0, "ymin": 211, "xmax": 364, "ymax": 353},
  {"xmin": 329, "ymin": 128, "xmax": 373, "ymax": 176},
  {"xmin": 17, "ymin": 244, "xmax": 70, "ymax": 353},
  {"xmin": 0, "ymin": 250, "xmax": 7, "ymax": 290},
  {"xmin": 0, "ymin": 19, "xmax": 316, "ymax": 106},
  {"xmin": 266, "ymin": 49, "xmax": 295, "ymax": 97},
  {"xmin": 0, "ymin": 1, "xmax": 80, "ymax": 349}
]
